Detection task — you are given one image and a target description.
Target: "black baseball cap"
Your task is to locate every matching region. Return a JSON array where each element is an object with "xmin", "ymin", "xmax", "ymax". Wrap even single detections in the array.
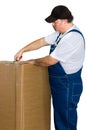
[{"xmin": 45, "ymin": 5, "xmax": 73, "ymax": 23}]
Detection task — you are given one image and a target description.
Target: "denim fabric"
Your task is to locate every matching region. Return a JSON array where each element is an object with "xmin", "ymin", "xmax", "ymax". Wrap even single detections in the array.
[
  {"xmin": 48, "ymin": 63, "xmax": 83, "ymax": 130},
  {"xmin": 49, "ymin": 72, "xmax": 83, "ymax": 130}
]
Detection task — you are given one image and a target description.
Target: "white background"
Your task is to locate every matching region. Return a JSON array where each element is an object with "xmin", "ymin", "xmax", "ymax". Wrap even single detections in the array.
[{"xmin": 0, "ymin": 0, "xmax": 87, "ymax": 130}]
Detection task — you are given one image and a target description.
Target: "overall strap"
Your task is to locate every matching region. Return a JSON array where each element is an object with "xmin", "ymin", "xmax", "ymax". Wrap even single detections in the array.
[
  {"xmin": 50, "ymin": 33, "xmax": 61, "ymax": 54},
  {"xmin": 55, "ymin": 33, "xmax": 61, "ymax": 43}
]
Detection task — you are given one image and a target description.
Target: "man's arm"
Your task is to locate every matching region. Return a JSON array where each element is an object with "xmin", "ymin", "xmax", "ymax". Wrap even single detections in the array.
[
  {"xmin": 14, "ymin": 37, "xmax": 48, "ymax": 61},
  {"xmin": 24, "ymin": 55, "xmax": 58, "ymax": 67}
]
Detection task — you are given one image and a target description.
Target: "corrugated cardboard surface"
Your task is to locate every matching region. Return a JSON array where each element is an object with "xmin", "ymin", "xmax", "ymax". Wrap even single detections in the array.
[{"xmin": 0, "ymin": 61, "xmax": 51, "ymax": 130}]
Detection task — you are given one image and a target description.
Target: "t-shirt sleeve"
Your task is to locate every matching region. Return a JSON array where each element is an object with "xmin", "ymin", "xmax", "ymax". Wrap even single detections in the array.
[{"xmin": 45, "ymin": 31, "xmax": 59, "ymax": 45}]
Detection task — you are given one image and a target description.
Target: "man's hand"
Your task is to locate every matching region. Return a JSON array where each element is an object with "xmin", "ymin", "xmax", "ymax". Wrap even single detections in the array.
[{"xmin": 14, "ymin": 50, "xmax": 23, "ymax": 61}]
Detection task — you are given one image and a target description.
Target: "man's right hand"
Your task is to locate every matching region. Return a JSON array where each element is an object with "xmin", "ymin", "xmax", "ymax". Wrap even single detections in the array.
[{"xmin": 14, "ymin": 50, "xmax": 23, "ymax": 61}]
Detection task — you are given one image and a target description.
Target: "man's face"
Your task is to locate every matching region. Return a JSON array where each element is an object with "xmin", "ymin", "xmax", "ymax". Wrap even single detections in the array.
[{"xmin": 52, "ymin": 19, "xmax": 65, "ymax": 32}]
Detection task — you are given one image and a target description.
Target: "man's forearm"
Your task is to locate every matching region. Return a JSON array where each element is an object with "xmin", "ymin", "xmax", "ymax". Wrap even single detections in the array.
[
  {"xmin": 34, "ymin": 57, "xmax": 51, "ymax": 66},
  {"xmin": 27, "ymin": 56, "xmax": 58, "ymax": 67},
  {"xmin": 22, "ymin": 37, "xmax": 48, "ymax": 53},
  {"xmin": 14, "ymin": 37, "xmax": 48, "ymax": 61}
]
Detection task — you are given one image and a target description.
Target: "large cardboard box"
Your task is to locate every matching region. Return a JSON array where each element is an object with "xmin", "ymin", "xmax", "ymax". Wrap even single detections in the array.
[{"xmin": 0, "ymin": 61, "xmax": 51, "ymax": 130}]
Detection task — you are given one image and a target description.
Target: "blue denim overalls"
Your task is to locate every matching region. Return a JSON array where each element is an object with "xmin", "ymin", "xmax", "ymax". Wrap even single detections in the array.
[{"xmin": 48, "ymin": 29, "xmax": 85, "ymax": 130}]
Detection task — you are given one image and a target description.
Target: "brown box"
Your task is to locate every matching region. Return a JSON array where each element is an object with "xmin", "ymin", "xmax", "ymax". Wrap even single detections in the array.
[{"xmin": 0, "ymin": 61, "xmax": 51, "ymax": 130}]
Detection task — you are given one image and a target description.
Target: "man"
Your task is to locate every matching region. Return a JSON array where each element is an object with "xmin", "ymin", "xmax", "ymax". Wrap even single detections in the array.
[{"xmin": 14, "ymin": 5, "xmax": 85, "ymax": 130}]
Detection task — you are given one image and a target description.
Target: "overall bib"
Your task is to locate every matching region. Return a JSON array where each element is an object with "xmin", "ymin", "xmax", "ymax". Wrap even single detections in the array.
[{"xmin": 48, "ymin": 30, "xmax": 85, "ymax": 130}]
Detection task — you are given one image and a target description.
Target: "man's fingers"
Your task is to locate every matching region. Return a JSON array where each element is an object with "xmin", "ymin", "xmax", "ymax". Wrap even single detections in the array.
[{"xmin": 14, "ymin": 56, "xmax": 22, "ymax": 61}]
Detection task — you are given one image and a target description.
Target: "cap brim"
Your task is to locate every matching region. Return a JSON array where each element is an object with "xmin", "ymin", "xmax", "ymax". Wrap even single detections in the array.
[{"xmin": 45, "ymin": 15, "xmax": 57, "ymax": 23}]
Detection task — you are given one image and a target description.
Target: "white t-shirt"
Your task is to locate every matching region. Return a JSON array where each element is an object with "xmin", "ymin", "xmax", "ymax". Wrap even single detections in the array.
[{"xmin": 45, "ymin": 25, "xmax": 85, "ymax": 74}]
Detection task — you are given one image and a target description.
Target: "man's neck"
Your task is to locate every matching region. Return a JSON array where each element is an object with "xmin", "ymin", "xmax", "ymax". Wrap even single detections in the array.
[{"xmin": 61, "ymin": 22, "xmax": 73, "ymax": 34}]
